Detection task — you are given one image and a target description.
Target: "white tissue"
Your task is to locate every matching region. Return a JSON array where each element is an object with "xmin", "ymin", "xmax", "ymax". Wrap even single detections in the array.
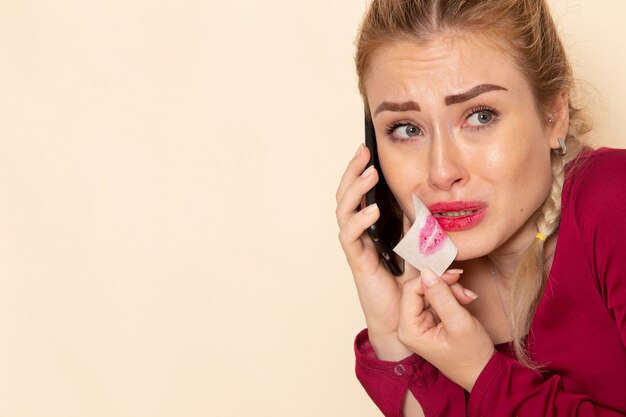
[{"xmin": 393, "ymin": 193, "xmax": 458, "ymax": 276}]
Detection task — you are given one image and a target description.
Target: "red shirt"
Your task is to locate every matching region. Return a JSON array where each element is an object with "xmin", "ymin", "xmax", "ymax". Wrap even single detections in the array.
[{"xmin": 354, "ymin": 148, "xmax": 626, "ymax": 416}]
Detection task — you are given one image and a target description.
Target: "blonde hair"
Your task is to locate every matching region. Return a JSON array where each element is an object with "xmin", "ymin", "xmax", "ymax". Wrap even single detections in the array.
[{"xmin": 355, "ymin": 0, "xmax": 591, "ymax": 368}]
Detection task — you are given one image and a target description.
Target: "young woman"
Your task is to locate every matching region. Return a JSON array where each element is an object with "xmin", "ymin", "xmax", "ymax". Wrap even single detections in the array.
[{"xmin": 335, "ymin": 1, "xmax": 626, "ymax": 416}]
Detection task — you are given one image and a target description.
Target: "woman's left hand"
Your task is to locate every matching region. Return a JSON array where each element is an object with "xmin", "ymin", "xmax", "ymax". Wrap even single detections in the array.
[{"xmin": 397, "ymin": 268, "xmax": 496, "ymax": 392}]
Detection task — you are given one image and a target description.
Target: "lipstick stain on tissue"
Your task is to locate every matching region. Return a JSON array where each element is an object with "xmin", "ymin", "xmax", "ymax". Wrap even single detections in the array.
[{"xmin": 419, "ymin": 215, "xmax": 447, "ymax": 256}]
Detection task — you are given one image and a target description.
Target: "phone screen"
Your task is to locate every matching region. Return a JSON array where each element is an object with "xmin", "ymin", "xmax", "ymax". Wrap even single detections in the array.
[{"xmin": 364, "ymin": 115, "xmax": 404, "ymax": 276}]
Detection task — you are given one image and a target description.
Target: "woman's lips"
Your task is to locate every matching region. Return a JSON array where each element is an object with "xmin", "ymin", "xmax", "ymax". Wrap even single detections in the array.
[{"xmin": 427, "ymin": 201, "xmax": 488, "ymax": 232}]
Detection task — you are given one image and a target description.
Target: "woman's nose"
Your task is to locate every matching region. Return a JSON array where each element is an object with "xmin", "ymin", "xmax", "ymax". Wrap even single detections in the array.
[{"xmin": 426, "ymin": 135, "xmax": 468, "ymax": 191}]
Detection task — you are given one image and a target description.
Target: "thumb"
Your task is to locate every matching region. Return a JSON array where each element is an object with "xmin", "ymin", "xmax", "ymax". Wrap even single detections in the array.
[{"xmin": 421, "ymin": 269, "xmax": 471, "ymax": 332}]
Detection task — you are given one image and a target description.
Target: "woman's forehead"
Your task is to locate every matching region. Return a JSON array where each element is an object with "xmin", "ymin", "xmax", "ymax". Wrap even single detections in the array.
[{"xmin": 364, "ymin": 37, "xmax": 525, "ymax": 104}]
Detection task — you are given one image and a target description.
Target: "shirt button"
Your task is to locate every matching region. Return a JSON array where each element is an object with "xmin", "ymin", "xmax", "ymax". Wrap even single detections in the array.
[{"xmin": 394, "ymin": 364, "xmax": 406, "ymax": 376}]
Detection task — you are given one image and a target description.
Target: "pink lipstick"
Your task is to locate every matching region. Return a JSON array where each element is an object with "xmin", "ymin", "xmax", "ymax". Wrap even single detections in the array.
[
  {"xmin": 427, "ymin": 201, "xmax": 488, "ymax": 232},
  {"xmin": 419, "ymin": 215, "xmax": 448, "ymax": 255}
]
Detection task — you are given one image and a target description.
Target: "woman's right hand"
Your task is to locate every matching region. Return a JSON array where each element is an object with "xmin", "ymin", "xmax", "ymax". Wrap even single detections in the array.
[{"xmin": 335, "ymin": 144, "xmax": 476, "ymax": 361}]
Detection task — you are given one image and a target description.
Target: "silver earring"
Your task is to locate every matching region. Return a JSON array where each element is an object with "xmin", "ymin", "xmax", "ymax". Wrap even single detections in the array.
[
  {"xmin": 548, "ymin": 116, "xmax": 553, "ymax": 124},
  {"xmin": 558, "ymin": 138, "xmax": 567, "ymax": 155}
]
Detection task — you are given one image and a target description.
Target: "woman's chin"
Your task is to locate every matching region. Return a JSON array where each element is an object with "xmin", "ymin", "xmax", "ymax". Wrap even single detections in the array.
[
  {"xmin": 449, "ymin": 241, "xmax": 489, "ymax": 261},
  {"xmin": 454, "ymin": 252, "xmax": 480, "ymax": 262}
]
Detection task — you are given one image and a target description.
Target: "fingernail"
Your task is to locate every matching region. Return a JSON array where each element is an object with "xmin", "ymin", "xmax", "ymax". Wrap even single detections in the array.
[
  {"xmin": 355, "ymin": 143, "xmax": 364, "ymax": 157},
  {"xmin": 464, "ymin": 288, "xmax": 478, "ymax": 300},
  {"xmin": 421, "ymin": 269, "xmax": 439, "ymax": 288},
  {"xmin": 364, "ymin": 203, "xmax": 378, "ymax": 214},
  {"xmin": 445, "ymin": 269, "xmax": 464, "ymax": 275},
  {"xmin": 361, "ymin": 165, "xmax": 375, "ymax": 177}
]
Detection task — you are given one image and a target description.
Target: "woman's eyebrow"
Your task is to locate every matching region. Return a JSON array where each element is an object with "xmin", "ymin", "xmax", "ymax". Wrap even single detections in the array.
[
  {"xmin": 373, "ymin": 84, "xmax": 507, "ymax": 117},
  {"xmin": 445, "ymin": 84, "xmax": 507, "ymax": 105},
  {"xmin": 374, "ymin": 101, "xmax": 420, "ymax": 116}
]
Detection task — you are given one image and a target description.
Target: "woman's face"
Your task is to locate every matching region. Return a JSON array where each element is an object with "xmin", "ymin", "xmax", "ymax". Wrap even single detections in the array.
[{"xmin": 364, "ymin": 36, "xmax": 565, "ymax": 260}]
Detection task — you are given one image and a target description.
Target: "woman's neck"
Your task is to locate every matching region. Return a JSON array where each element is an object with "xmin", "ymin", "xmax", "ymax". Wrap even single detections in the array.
[{"xmin": 486, "ymin": 230, "xmax": 558, "ymax": 289}]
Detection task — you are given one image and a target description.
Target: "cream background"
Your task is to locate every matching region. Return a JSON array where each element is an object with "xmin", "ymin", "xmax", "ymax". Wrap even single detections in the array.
[{"xmin": 0, "ymin": 0, "xmax": 624, "ymax": 416}]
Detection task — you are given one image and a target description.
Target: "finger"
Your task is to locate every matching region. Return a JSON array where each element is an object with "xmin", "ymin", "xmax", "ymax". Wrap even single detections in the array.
[
  {"xmin": 412, "ymin": 269, "xmax": 467, "ymax": 294},
  {"xmin": 338, "ymin": 203, "xmax": 380, "ymax": 266},
  {"xmin": 420, "ymin": 269, "xmax": 472, "ymax": 333},
  {"xmin": 335, "ymin": 144, "xmax": 370, "ymax": 204},
  {"xmin": 335, "ymin": 162, "xmax": 379, "ymax": 230},
  {"xmin": 399, "ymin": 277, "xmax": 431, "ymax": 339},
  {"xmin": 400, "ymin": 269, "xmax": 470, "ymax": 307},
  {"xmin": 440, "ymin": 269, "xmax": 463, "ymax": 285},
  {"xmin": 440, "ymin": 270, "xmax": 478, "ymax": 305},
  {"xmin": 450, "ymin": 283, "xmax": 478, "ymax": 305},
  {"xmin": 425, "ymin": 306, "xmax": 441, "ymax": 325},
  {"xmin": 402, "ymin": 277, "xmax": 430, "ymax": 309}
]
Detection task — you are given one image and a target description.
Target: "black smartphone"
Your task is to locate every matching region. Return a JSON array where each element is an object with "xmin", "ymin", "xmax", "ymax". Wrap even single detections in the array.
[{"xmin": 364, "ymin": 115, "xmax": 404, "ymax": 276}]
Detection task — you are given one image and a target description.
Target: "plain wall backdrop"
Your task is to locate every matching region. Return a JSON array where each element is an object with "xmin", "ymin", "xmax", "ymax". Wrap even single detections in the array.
[{"xmin": 0, "ymin": 0, "xmax": 624, "ymax": 416}]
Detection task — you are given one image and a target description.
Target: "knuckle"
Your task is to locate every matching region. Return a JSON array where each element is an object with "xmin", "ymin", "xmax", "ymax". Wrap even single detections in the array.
[
  {"xmin": 429, "ymin": 287, "xmax": 451, "ymax": 305},
  {"xmin": 402, "ymin": 277, "xmax": 419, "ymax": 293},
  {"xmin": 335, "ymin": 187, "xmax": 342, "ymax": 204},
  {"xmin": 337, "ymin": 229, "xmax": 347, "ymax": 244}
]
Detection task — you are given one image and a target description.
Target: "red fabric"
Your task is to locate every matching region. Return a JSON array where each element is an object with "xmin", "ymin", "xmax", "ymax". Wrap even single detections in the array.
[{"xmin": 354, "ymin": 148, "xmax": 626, "ymax": 416}]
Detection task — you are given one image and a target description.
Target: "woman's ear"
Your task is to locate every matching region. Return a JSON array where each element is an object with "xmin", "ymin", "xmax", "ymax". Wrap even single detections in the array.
[{"xmin": 547, "ymin": 90, "xmax": 570, "ymax": 150}]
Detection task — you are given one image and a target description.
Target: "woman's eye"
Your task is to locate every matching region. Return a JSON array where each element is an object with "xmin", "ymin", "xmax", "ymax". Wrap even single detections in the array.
[
  {"xmin": 390, "ymin": 123, "xmax": 422, "ymax": 140},
  {"xmin": 466, "ymin": 110, "xmax": 495, "ymax": 127}
]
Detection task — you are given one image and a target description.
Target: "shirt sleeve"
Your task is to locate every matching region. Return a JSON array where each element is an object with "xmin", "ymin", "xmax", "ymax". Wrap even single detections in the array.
[
  {"xmin": 467, "ymin": 149, "xmax": 626, "ymax": 417},
  {"xmin": 467, "ymin": 352, "xmax": 626, "ymax": 417},
  {"xmin": 355, "ymin": 328, "xmax": 468, "ymax": 417}
]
